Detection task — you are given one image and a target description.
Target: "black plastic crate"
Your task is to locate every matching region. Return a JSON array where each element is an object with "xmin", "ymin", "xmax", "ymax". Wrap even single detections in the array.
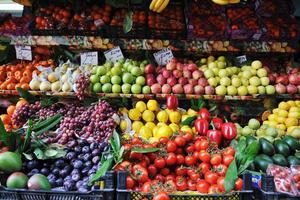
[
  {"xmin": 116, "ymin": 171, "xmax": 253, "ymax": 200},
  {"xmin": 0, "ymin": 171, "xmax": 115, "ymax": 200}
]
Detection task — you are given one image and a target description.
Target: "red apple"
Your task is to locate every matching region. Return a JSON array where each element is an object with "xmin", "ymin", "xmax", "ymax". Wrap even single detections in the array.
[
  {"xmin": 205, "ymin": 85, "xmax": 215, "ymax": 95},
  {"xmin": 162, "ymin": 69, "xmax": 172, "ymax": 79},
  {"xmin": 192, "ymin": 70, "xmax": 203, "ymax": 80},
  {"xmin": 144, "ymin": 64, "xmax": 155, "ymax": 74},
  {"xmin": 184, "ymin": 84, "xmax": 194, "ymax": 94},
  {"xmin": 183, "ymin": 70, "xmax": 192, "ymax": 79},
  {"xmin": 287, "ymin": 84, "xmax": 297, "ymax": 94},
  {"xmin": 162, "ymin": 84, "xmax": 172, "ymax": 94},
  {"xmin": 156, "ymin": 74, "xmax": 166, "ymax": 85},
  {"xmin": 275, "ymin": 83, "xmax": 286, "ymax": 94},
  {"xmin": 276, "ymin": 75, "xmax": 289, "ymax": 85},
  {"xmin": 172, "ymin": 84, "xmax": 183, "ymax": 94},
  {"xmin": 166, "ymin": 61, "xmax": 176, "ymax": 71},
  {"xmin": 194, "ymin": 85, "xmax": 204, "ymax": 95},
  {"xmin": 167, "ymin": 77, "xmax": 177, "ymax": 87},
  {"xmin": 176, "ymin": 63, "xmax": 184, "ymax": 71},
  {"xmin": 187, "ymin": 63, "xmax": 197, "ymax": 72},
  {"xmin": 198, "ymin": 78, "xmax": 208, "ymax": 87},
  {"xmin": 178, "ymin": 77, "xmax": 188, "ymax": 85},
  {"xmin": 173, "ymin": 70, "xmax": 183, "ymax": 78},
  {"xmin": 188, "ymin": 79, "xmax": 198, "ymax": 86},
  {"xmin": 146, "ymin": 76, "xmax": 156, "ymax": 86},
  {"xmin": 289, "ymin": 73, "xmax": 299, "ymax": 85},
  {"xmin": 156, "ymin": 66, "xmax": 163, "ymax": 74},
  {"xmin": 151, "ymin": 83, "xmax": 161, "ymax": 94}
]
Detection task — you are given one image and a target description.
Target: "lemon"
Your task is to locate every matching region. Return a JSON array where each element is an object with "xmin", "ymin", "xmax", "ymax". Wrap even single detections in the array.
[
  {"xmin": 272, "ymin": 108, "xmax": 280, "ymax": 114},
  {"xmin": 139, "ymin": 126, "xmax": 153, "ymax": 139},
  {"xmin": 169, "ymin": 111, "xmax": 181, "ymax": 124},
  {"xmin": 181, "ymin": 115, "xmax": 189, "ymax": 122},
  {"xmin": 277, "ymin": 116, "xmax": 286, "ymax": 124},
  {"xmin": 278, "ymin": 109, "xmax": 289, "ymax": 118},
  {"xmin": 145, "ymin": 122, "xmax": 156, "ymax": 130},
  {"xmin": 285, "ymin": 117, "xmax": 298, "ymax": 127},
  {"xmin": 129, "ymin": 108, "xmax": 141, "ymax": 121},
  {"xmin": 277, "ymin": 129, "xmax": 285, "ymax": 137},
  {"xmin": 287, "ymin": 126, "xmax": 298, "ymax": 134},
  {"xmin": 142, "ymin": 110, "xmax": 155, "ymax": 122},
  {"xmin": 295, "ymin": 100, "xmax": 300, "ymax": 107},
  {"xmin": 278, "ymin": 102, "xmax": 290, "ymax": 111},
  {"xmin": 287, "ymin": 100, "xmax": 296, "ymax": 107},
  {"xmin": 132, "ymin": 121, "xmax": 144, "ymax": 133},
  {"xmin": 135, "ymin": 101, "xmax": 147, "ymax": 112},
  {"xmin": 156, "ymin": 126, "xmax": 173, "ymax": 139},
  {"xmin": 148, "ymin": 137, "xmax": 159, "ymax": 144},
  {"xmin": 153, "ymin": 126, "xmax": 159, "ymax": 137},
  {"xmin": 157, "ymin": 122, "xmax": 167, "ymax": 127},
  {"xmin": 276, "ymin": 124, "xmax": 286, "ymax": 131},
  {"xmin": 268, "ymin": 121, "xmax": 277, "ymax": 128},
  {"xmin": 180, "ymin": 125, "xmax": 193, "ymax": 134},
  {"xmin": 187, "ymin": 109, "xmax": 197, "ymax": 116},
  {"xmin": 157, "ymin": 110, "xmax": 169, "ymax": 123},
  {"xmin": 169, "ymin": 123, "xmax": 179, "ymax": 132},
  {"xmin": 288, "ymin": 112, "xmax": 300, "ymax": 119},
  {"xmin": 120, "ymin": 120, "xmax": 127, "ymax": 132},
  {"xmin": 268, "ymin": 114, "xmax": 278, "ymax": 122},
  {"xmin": 147, "ymin": 100, "xmax": 159, "ymax": 112}
]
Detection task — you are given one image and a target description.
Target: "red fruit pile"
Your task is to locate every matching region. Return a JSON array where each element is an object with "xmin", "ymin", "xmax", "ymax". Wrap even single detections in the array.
[{"xmin": 115, "ymin": 134, "xmax": 243, "ymax": 194}]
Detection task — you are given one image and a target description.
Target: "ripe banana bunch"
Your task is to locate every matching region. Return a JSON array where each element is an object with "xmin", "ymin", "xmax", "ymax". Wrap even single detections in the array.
[
  {"xmin": 149, "ymin": 0, "xmax": 170, "ymax": 13},
  {"xmin": 211, "ymin": 0, "xmax": 240, "ymax": 5}
]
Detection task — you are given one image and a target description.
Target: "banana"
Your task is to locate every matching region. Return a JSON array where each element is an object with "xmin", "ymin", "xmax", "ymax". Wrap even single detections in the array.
[
  {"xmin": 211, "ymin": 0, "xmax": 229, "ymax": 5},
  {"xmin": 157, "ymin": 0, "xmax": 170, "ymax": 13},
  {"xmin": 154, "ymin": 0, "xmax": 165, "ymax": 12},
  {"xmin": 149, "ymin": 0, "xmax": 158, "ymax": 10}
]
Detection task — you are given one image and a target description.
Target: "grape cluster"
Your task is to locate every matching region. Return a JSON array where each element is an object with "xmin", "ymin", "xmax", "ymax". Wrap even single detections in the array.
[
  {"xmin": 75, "ymin": 74, "xmax": 90, "ymax": 101},
  {"xmin": 11, "ymin": 102, "xmax": 41, "ymax": 127},
  {"xmin": 23, "ymin": 140, "xmax": 109, "ymax": 192}
]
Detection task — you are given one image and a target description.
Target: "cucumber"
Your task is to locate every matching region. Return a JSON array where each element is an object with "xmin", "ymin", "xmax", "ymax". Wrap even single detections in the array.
[
  {"xmin": 272, "ymin": 154, "xmax": 288, "ymax": 167},
  {"xmin": 274, "ymin": 141, "xmax": 290, "ymax": 157},
  {"xmin": 287, "ymin": 156, "xmax": 300, "ymax": 166},
  {"xmin": 282, "ymin": 135, "xmax": 300, "ymax": 151},
  {"xmin": 259, "ymin": 138, "xmax": 275, "ymax": 156}
]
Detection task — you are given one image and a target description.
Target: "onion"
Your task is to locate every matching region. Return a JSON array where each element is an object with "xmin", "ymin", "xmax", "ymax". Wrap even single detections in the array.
[
  {"xmin": 275, "ymin": 83, "xmax": 287, "ymax": 94},
  {"xmin": 287, "ymin": 84, "xmax": 297, "ymax": 94}
]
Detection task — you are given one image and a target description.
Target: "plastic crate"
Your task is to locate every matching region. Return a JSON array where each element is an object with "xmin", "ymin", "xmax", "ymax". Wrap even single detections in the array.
[
  {"xmin": 0, "ymin": 171, "xmax": 115, "ymax": 200},
  {"xmin": 116, "ymin": 171, "xmax": 253, "ymax": 200}
]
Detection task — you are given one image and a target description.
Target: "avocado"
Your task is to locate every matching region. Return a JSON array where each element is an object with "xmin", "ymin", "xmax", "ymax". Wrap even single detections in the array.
[
  {"xmin": 287, "ymin": 156, "xmax": 300, "ymax": 166},
  {"xmin": 282, "ymin": 136, "xmax": 300, "ymax": 151},
  {"xmin": 6, "ymin": 172, "xmax": 28, "ymax": 189},
  {"xmin": 272, "ymin": 154, "xmax": 288, "ymax": 167},
  {"xmin": 246, "ymin": 136, "xmax": 257, "ymax": 146},
  {"xmin": 27, "ymin": 174, "xmax": 51, "ymax": 190},
  {"xmin": 259, "ymin": 138, "xmax": 275, "ymax": 156},
  {"xmin": 254, "ymin": 155, "xmax": 273, "ymax": 172},
  {"xmin": 274, "ymin": 141, "xmax": 290, "ymax": 157},
  {"xmin": 0, "ymin": 152, "xmax": 22, "ymax": 173}
]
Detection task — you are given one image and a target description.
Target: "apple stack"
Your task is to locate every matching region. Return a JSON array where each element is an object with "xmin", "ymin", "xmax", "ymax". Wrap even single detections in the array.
[
  {"xmin": 200, "ymin": 56, "xmax": 276, "ymax": 96},
  {"xmin": 89, "ymin": 59, "xmax": 151, "ymax": 94},
  {"xmin": 145, "ymin": 58, "xmax": 212, "ymax": 95}
]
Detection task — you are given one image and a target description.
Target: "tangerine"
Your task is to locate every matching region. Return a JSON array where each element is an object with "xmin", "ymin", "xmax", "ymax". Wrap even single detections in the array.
[
  {"xmin": 0, "ymin": 114, "xmax": 11, "ymax": 125},
  {"xmin": 7, "ymin": 105, "xmax": 16, "ymax": 117},
  {"xmin": 16, "ymin": 99, "xmax": 28, "ymax": 108}
]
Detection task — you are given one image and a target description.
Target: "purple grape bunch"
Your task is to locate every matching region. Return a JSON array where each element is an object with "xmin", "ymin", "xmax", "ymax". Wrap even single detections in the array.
[
  {"xmin": 75, "ymin": 74, "xmax": 90, "ymax": 101},
  {"xmin": 11, "ymin": 101, "xmax": 41, "ymax": 127}
]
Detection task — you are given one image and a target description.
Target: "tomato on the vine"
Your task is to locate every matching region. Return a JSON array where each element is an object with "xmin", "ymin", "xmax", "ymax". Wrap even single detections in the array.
[
  {"xmin": 174, "ymin": 136, "xmax": 186, "ymax": 147},
  {"xmin": 199, "ymin": 140, "xmax": 209, "ymax": 150},
  {"xmin": 166, "ymin": 141, "xmax": 177, "ymax": 153},
  {"xmin": 116, "ymin": 161, "xmax": 132, "ymax": 172},
  {"xmin": 223, "ymin": 146, "xmax": 235, "ymax": 156},
  {"xmin": 214, "ymin": 164, "xmax": 227, "ymax": 177},
  {"xmin": 160, "ymin": 168, "xmax": 170, "ymax": 176},
  {"xmin": 223, "ymin": 155, "xmax": 234, "ymax": 166},
  {"xmin": 185, "ymin": 155, "xmax": 196, "ymax": 166},
  {"xmin": 217, "ymin": 177, "xmax": 225, "ymax": 192},
  {"xmin": 196, "ymin": 179, "xmax": 210, "ymax": 193},
  {"xmin": 141, "ymin": 181, "xmax": 151, "ymax": 193},
  {"xmin": 182, "ymin": 132, "xmax": 193, "ymax": 142},
  {"xmin": 185, "ymin": 144, "xmax": 195, "ymax": 153},
  {"xmin": 235, "ymin": 178, "xmax": 243, "ymax": 190},
  {"xmin": 175, "ymin": 176, "xmax": 188, "ymax": 191},
  {"xmin": 132, "ymin": 164, "xmax": 149, "ymax": 183},
  {"xmin": 164, "ymin": 180, "xmax": 176, "ymax": 193},
  {"xmin": 152, "ymin": 191, "xmax": 170, "ymax": 200},
  {"xmin": 126, "ymin": 176, "xmax": 135, "ymax": 189},
  {"xmin": 208, "ymin": 184, "xmax": 219, "ymax": 194},
  {"xmin": 193, "ymin": 151, "xmax": 200, "ymax": 161},
  {"xmin": 132, "ymin": 137, "xmax": 142, "ymax": 145},
  {"xmin": 165, "ymin": 174, "xmax": 175, "ymax": 181},
  {"xmin": 199, "ymin": 151, "xmax": 211, "ymax": 163},
  {"xmin": 166, "ymin": 152, "xmax": 177, "ymax": 166},
  {"xmin": 159, "ymin": 137, "xmax": 169, "ymax": 144},
  {"xmin": 190, "ymin": 172, "xmax": 200, "ymax": 181},
  {"xmin": 194, "ymin": 140, "xmax": 202, "ymax": 151},
  {"xmin": 175, "ymin": 166, "xmax": 187, "ymax": 176},
  {"xmin": 129, "ymin": 152, "xmax": 143, "ymax": 160},
  {"xmin": 148, "ymin": 164, "xmax": 157, "ymax": 177},
  {"xmin": 187, "ymin": 179, "xmax": 197, "ymax": 191},
  {"xmin": 155, "ymin": 174, "xmax": 165, "ymax": 183},
  {"xmin": 175, "ymin": 148, "xmax": 183, "ymax": 154},
  {"xmin": 199, "ymin": 162, "xmax": 210, "ymax": 174},
  {"xmin": 176, "ymin": 154, "xmax": 185, "ymax": 165},
  {"xmin": 154, "ymin": 158, "xmax": 166, "ymax": 169},
  {"xmin": 210, "ymin": 154, "xmax": 222, "ymax": 166},
  {"xmin": 138, "ymin": 160, "xmax": 147, "ymax": 168},
  {"xmin": 205, "ymin": 171, "xmax": 219, "ymax": 185},
  {"xmin": 147, "ymin": 153, "xmax": 157, "ymax": 162}
]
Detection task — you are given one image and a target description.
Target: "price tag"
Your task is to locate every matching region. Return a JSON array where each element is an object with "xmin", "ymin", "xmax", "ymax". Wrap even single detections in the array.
[
  {"xmin": 15, "ymin": 45, "xmax": 32, "ymax": 61},
  {"xmin": 80, "ymin": 52, "xmax": 98, "ymax": 66},
  {"xmin": 252, "ymin": 33, "xmax": 262, "ymax": 40},
  {"xmin": 236, "ymin": 55, "xmax": 247, "ymax": 66},
  {"xmin": 104, "ymin": 46, "xmax": 124, "ymax": 63},
  {"xmin": 153, "ymin": 48, "xmax": 174, "ymax": 65}
]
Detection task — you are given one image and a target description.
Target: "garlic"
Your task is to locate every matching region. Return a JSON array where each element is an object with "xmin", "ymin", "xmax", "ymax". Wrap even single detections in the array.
[{"xmin": 39, "ymin": 81, "xmax": 51, "ymax": 91}]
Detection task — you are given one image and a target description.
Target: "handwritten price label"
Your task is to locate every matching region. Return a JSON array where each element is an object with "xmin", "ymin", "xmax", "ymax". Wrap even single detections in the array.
[
  {"xmin": 80, "ymin": 52, "xmax": 98, "ymax": 66},
  {"xmin": 153, "ymin": 48, "xmax": 174, "ymax": 65},
  {"xmin": 15, "ymin": 45, "xmax": 32, "ymax": 61},
  {"xmin": 104, "ymin": 46, "xmax": 124, "ymax": 63},
  {"xmin": 236, "ymin": 55, "xmax": 247, "ymax": 65}
]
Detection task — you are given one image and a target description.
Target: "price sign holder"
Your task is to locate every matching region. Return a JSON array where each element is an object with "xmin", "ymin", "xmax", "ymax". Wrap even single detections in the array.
[
  {"xmin": 104, "ymin": 46, "xmax": 124, "ymax": 63},
  {"xmin": 80, "ymin": 52, "xmax": 98, "ymax": 66},
  {"xmin": 15, "ymin": 45, "xmax": 32, "ymax": 61},
  {"xmin": 153, "ymin": 48, "xmax": 174, "ymax": 65}
]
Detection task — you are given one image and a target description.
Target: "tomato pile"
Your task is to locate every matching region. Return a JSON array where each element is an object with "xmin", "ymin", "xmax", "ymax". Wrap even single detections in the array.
[{"xmin": 115, "ymin": 133, "xmax": 243, "ymax": 194}]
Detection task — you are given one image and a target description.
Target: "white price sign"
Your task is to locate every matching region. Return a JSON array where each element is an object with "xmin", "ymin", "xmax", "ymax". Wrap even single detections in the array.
[
  {"xmin": 153, "ymin": 48, "xmax": 174, "ymax": 65},
  {"xmin": 236, "ymin": 55, "xmax": 247, "ymax": 65},
  {"xmin": 15, "ymin": 45, "xmax": 32, "ymax": 61},
  {"xmin": 104, "ymin": 46, "xmax": 124, "ymax": 63},
  {"xmin": 80, "ymin": 52, "xmax": 98, "ymax": 66}
]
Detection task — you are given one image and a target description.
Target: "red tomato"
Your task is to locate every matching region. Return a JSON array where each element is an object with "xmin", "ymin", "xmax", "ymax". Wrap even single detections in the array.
[
  {"xmin": 148, "ymin": 164, "xmax": 157, "ymax": 177},
  {"xmin": 199, "ymin": 162, "xmax": 210, "ymax": 174},
  {"xmin": 132, "ymin": 164, "xmax": 149, "ymax": 183},
  {"xmin": 166, "ymin": 141, "xmax": 177, "ymax": 152},
  {"xmin": 235, "ymin": 178, "xmax": 243, "ymax": 190},
  {"xmin": 155, "ymin": 174, "xmax": 165, "ymax": 183},
  {"xmin": 175, "ymin": 176, "xmax": 188, "ymax": 191},
  {"xmin": 129, "ymin": 152, "xmax": 143, "ymax": 160},
  {"xmin": 175, "ymin": 166, "xmax": 187, "ymax": 176},
  {"xmin": 166, "ymin": 152, "xmax": 177, "ymax": 166},
  {"xmin": 165, "ymin": 174, "xmax": 175, "ymax": 181},
  {"xmin": 152, "ymin": 191, "xmax": 170, "ymax": 200},
  {"xmin": 176, "ymin": 154, "xmax": 185, "ymax": 165},
  {"xmin": 194, "ymin": 140, "xmax": 202, "ymax": 151},
  {"xmin": 187, "ymin": 179, "xmax": 197, "ymax": 191},
  {"xmin": 210, "ymin": 154, "xmax": 222, "ymax": 166},
  {"xmin": 190, "ymin": 172, "xmax": 200, "ymax": 181},
  {"xmin": 217, "ymin": 177, "xmax": 225, "ymax": 192},
  {"xmin": 141, "ymin": 181, "xmax": 151, "ymax": 193},
  {"xmin": 154, "ymin": 158, "xmax": 166, "ymax": 169},
  {"xmin": 159, "ymin": 137, "xmax": 169, "ymax": 144},
  {"xmin": 175, "ymin": 148, "xmax": 183, "ymax": 154},
  {"xmin": 199, "ymin": 140, "xmax": 209, "ymax": 150},
  {"xmin": 214, "ymin": 164, "xmax": 227, "ymax": 177},
  {"xmin": 185, "ymin": 144, "xmax": 195, "ymax": 153},
  {"xmin": 160, "ymin": 168, "xmax": 170, "ymax": 176},
  {"xmin": 223, "ymin": 155, "xmax": 234, "ymax": 166},
  {"xmin": 118, "ymin": 161, "xmax": 132, "ymax": 171},
  {"xmin": 182, "ymin": 132, "xmax": 193, "ymax": 142},
  {"xmin": 196, "ymin": 179, "xmax": 210, "ymax": 193},
  {"xmin": 199, "ymin": 151, "xmax": 211, "ymax": 163},
  {"xmin": 205, "ymin": 171, "xmax": 219, "ymax": 185},
  {"xmin": 185, "ymin": 155, "xmax": 196, "ymax": 166},
  {"xmin": 164, "ymin": 180, "xmax": 176, "ymax": 193},
  {"xmin": 138, "ymin": 160, "xmax": 147, "ymax": 168},
  {"xmin": 126, "ymin": 176, "xmax": 135, "ymax": 189},
  {"xmin": 208, "ymin": 184, "xmax": 219, "ymax": 194},
  {"xmin": 148, "ymin": 153, "xmax": 157, "ymax": 162},
  {"xmin": 174, "ymin": 136, "xmax": 186, "ymax": 147},
  {"xmin": 132, "ymin": 137, "xmax": 142, "ymax": 145},
  {"xmin": 193, "ymin": 151, "xmax": 200, "ymax": 161},
  {"xmin": 223, "ymin": 146, "xmax": 235, "ymax": 156}
]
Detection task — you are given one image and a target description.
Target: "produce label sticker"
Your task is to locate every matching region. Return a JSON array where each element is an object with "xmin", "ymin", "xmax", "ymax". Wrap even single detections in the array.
[
  {"xmin": 15, "ymin": 45, "xmax": 32, "ymax": 61},
  {"xmin": 80, "ymin": 52, "xmax": 98, "ymax": 66},
  {"xmin": 154, "ymin": 48, "xmax": 174, "ymax": 65},
  {"xmin": 104, "ymin": 46, "xmax": 124, "ymax": 63},
  {"xmin": 236, "ymin": 55, "xmax": 247, "ymax": 66}
]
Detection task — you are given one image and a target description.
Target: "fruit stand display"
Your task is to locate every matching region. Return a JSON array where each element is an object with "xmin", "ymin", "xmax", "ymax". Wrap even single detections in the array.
[{"xmin": 0, "ymin": 0, "xmax": 300, "ymax": 200}]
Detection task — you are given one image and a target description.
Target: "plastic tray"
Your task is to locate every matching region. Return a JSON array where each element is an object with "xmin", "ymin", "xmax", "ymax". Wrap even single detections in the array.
[{"xmin": 116, "ymin": 171, "xmax": 253, "ymax": 200}]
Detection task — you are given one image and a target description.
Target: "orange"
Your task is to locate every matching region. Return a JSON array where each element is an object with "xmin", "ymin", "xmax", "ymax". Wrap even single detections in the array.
[
  {"xmin": 21, "ymin": 83, "xmax": 30, "ymax": 90},
  {"xmin": 7, "ymin": 105, "xmax": 16, "ymax": 117},
  {"xmin": 7, "ymin": 83, "xmax": 15, "ymax": 90},
  {"xmin": 0, "ymin": 114, "xmax": 11, "ymax": 125},
  {"xmin": 16, "ymin": 99, "xmax": 28, "ymax": 108}
]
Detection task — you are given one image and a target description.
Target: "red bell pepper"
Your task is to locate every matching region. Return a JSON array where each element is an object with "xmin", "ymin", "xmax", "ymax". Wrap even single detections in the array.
[
  {"xmin": 221, "ymin": 122, "xmax": 237, "ymax": 140},
  {"xmin": 194, "ymin": 118, "xmax": 209, "ymax": 136},
  {"xmin": 207, "ymin": 122, "xmax": 222, "ymax": 145},
  {"xmin": 212, "ymin": 117, "xmax": 223, "ymax": 130},
  {"xmin": 198, "ymin": 108, "xmax": 210, "ymax": 121},
  {"xmin": 166, "ymin": 95, "xmax": 178, "ymax": 110}
]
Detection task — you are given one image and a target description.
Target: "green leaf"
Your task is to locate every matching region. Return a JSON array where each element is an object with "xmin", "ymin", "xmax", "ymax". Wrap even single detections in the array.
[
  {"xmin": 123, "ymin": 10, "xmax": 133, "ymax": 34},
  {"xmin": 16, "ymin": 87, "xmax": 36, "ymax": 103},
  {"xmin": 21, "ymin": 119, "xmax": 33, "ymax": 153},
  {"xmin": 110, "ymin": 136, "xmax": 119, "ymax": 157},
  {"xmin": 235, "ymin": 138, "xmax": 247, "ymax": 166},
  {"xmin": 240, "ymin": 140, "xmax": 259, "ymax": 165},
  {"xmin": 0, "ymin": 118, "xmax": 7, "ymax": 135},
  {"xmin": 131, "ymin": 148, "xmax": 160, "ymax": 153},
  {"xmin": 40, "ymin": 97, "xmax": 59, "ymax": 108},
  {"xmin": 117, "ymin": 146, "xmax": 125, "ymax": 161},
  {"xmin": 23, "ymin": 153, "xmax": 33, "ymax": 160},
  {"xmin": 44, "ymin": 149, "xmax": 58, "ymax": 157},
  {"xmin": 225, "ymin": 159, "xmax": 238, "ymax": 192},
  {"xmin": 52, "ymin": 149, "xmax": 66, "ymax": 159},
  {"xmin": 113, "ymin": 130, "xmax": 121, "ymax": 150},
  {"xmin": 34, "ymin": 148, "xmax": 45, "ymax": 160},
  {"xmin": 0, "ymin": 119, "xmax": 20, "ymax": 150},
  {"xmin": 34, "ymin": 115, "xmax": 62, "ymax": 135},
  {"xmin": 32, "ymin": 114, "xmax": 62, "ymax": 131},
  {"xmin": 89, "ymin": 157, "xmax": 113, "ymax": 186},
  {"xmin": 181, "ymin": 116, "xmax": 196, "ymax": 126}
]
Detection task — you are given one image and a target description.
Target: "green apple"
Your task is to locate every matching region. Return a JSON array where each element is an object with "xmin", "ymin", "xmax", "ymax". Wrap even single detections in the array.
[
  {"xmin": 131, "ymin": 84, "xmax": 142, "ymax": 94},
  {"xmin": 218, "ymin": 69, "xmax": 228, "ymax": 78},
  {"xmin": 217, "ymin": 61, "xmax": 226, "ymax": 69},
  {"xmin": 257, "ymin": 68, "xmax": 267, "ymax": 77},
  {"xmin": 91, "ymin": 67, "xmax": 97, "ymax": 74},
  {"xmin": 215, "ymin": 85, "xmax": 227, "ymax": 95},
  {"xmin": 242, "ymin": 126, "xmax": 254, "ymax": 136},
  {"xmin": 93, "ymin": 83, "xmax": 102, "ymax": 93},
  {"xmin": 113, "ymin": 61, "xmax": 122, "ymax": 68},
  {"xmin": 241, "ymin": 66, "xmax": 251, "ymax": 71},
  {"xmin": 226, "ymin": 68, "xmax": 233, "ymax": 76},
  {"xmin": 142, "ymin": 86, "xmax": 151, "ymax": 94},
  {"xmin": 241, "ymin": 78, "xmax": 249, "ymax": 86},
  {"xmin": 227, "ymin": 85, "xmax": 237, "ymax": 96},
  {"xmin": 231, "ymin": 77, "xmax": 241, "ymax": 87},
  {"xmin": 215, "ymin": 77, "xmax": 220, "ymax": 84},
  {"xmin": 237, "ymin": 86, "xmax": 248, "ymax": 96},
  {"xmin": 204, "ymin": 69, "xmax": 214, "ymax": 79},
  {"xmin": 122, "ymin": 83, "xmax": 131, "ymax": 94},
  {"xmin": 90, "ymin": 75, "xmax": 100, "ymax": 84},
  {"xmin": 122, "ymin": 73, "xmax": 134, "ymax": 84},
  {"xmin": 231, "ymin": 67, "xmax": 239, "ymax": 74},
  {"xmin": 251, "ymin": 60, "xmax": 262, "ymax": 69},
  {"xmin": 248, "ymin": 118, "xmax": 260, "ymax": 130},
  {"xmin": 211, "ymin": 67, "xmax": 219, "ymax": 76},
  {"xmin": 111, "ymin": 66, "xmax": 122, "ymax": 76},
  {"xmin": 260, "ymin": 77, "xmax": 270, "ymax": 86},
  {"xmin": 127, "ymin": 64, "xmax": 135, "ymax": 73},
  {"xmin": 136, "ymin": 76, "xmax": 146, "ymax": 86},
  {"xmin": 208, "ymin": 77, "xmax": 218, "ymax": 87},
  {"xmin": 250, "ymin": 68, "xmax": 256, "ymax": 76},
  {"xmin": 104, "ymin": 61, "xmax": 113, "ymax": 70},
  {"xmin": 249, "ymin": 76, "xmax": 261, "ymax": 86},
  {"xmin": 131, "ymin": 67, "xmax": 142, "ymax": 76},
  {"xmin": 200, "ymin": 58, "xmax": 207, "ymax": 64},
  {"xmin": 242, "ymin": 70, "xmax": 252, "ymax": 79},
  {"xmin": 257, "ymin": 86, "xmax": 266, "ymax": 94},
  {"xmin": 217, "ymin": 56, "xmax": 226, "ymax": 62},
  {"xmin": 96, "ymin": 66, "xmax": 107, "ymax": 76},
  {"xmin": 220, "ymin": 77, "xmax": 231, "ymax": 86},
  {"xmin": 111, "ymin": 75, "xmax": 122, "ymax": 85},
  {"xmin": 140, "ymin": 66, "xmax": 145, "ymax": 73},
  {"xmin": 112, "ymin": 84, "xmax": 121, "ymax": 93},
  {"xmin": 102, "ymin": 83, "xmax": 112, "ymax": 93},
  {"xmin": 207, "ymin": 56, "xmax": 215, "ymax": 63},
  {"xmin": 266, "ymin": 85, "xmax": 275, "ymax": 94},
  {"xmin": 208, "ymin": 62, "xmax": 217, "ymax": 69},
  {"xmin": 100, "ymin": 75, "xmax": 110, "ymax": 84},
  {"xmin": 247, "ymin": 85, "xmax": 258, "ymax": 95}
]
